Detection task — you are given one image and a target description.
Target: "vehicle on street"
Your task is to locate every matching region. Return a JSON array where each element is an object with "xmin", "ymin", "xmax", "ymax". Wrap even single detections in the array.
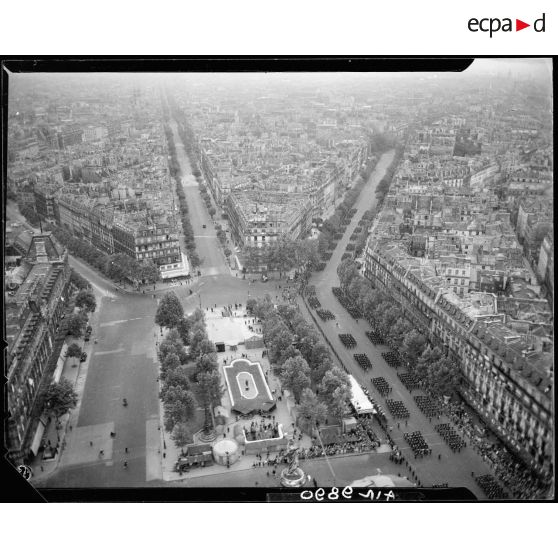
[
  {"xmin": 174, "ymin": 443, "xmax": 213, "ymax": 472},
  {"xmin": 80, "ymin": 352, "xmax": 87, "ymax": 362}
]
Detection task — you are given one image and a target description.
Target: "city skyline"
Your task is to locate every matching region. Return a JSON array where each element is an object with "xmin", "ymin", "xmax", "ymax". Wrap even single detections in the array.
[{"xmin": 4, "ymin": 59, "xmax": 554, "ymax": 501}]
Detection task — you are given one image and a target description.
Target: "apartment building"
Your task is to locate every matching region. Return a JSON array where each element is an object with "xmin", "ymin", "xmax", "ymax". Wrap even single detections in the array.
[
  {"xmin": 226, "ymin": 190, "xmax": 312, "ymax": 251},
  {"xmin": 5, "ymin": 233, "xmax": 71, "ymax": 464},
  {"xmin": 364, "ymin": 241, "xmax": 552, "ymax": 475}
]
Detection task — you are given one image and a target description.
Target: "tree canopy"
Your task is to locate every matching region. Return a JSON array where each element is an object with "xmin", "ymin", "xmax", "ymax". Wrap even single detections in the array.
[
  {"xmin": 66, "ymin": 312, "xmax": 88, "ymax": 338},
  {"xmin": 43, "ymin": 378, "xmax": 78, "ymax": 419},
  {"xmin": 155, "ymin": 292, "xmax": 184, "ymax": 329},
  {"xmin": 280, "ymin": 356, "xmax": 311, "ymax": 403},
  {"xmin": 75, "ymin": 290, "xmax": 97, "ymax": 313},
  {"xmin": 171, "ymin": 422, "xmax": 194, "ymax": 451},
  {"xmin": 196, "ymin": 369, "xmax": 224, "ymax": 433},
  {"xmin": 297, "ymin": 388, "xmax": 328, "ymax": 431},
  {"xmin": 66, "ymin": 343, "xmax": 82, "ymax": 360}
]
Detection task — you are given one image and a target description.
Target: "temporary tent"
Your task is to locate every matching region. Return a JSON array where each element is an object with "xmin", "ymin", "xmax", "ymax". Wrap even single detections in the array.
[{"xmin": 348, "ymin": 374, "xmax": 375, "ymax": 415}]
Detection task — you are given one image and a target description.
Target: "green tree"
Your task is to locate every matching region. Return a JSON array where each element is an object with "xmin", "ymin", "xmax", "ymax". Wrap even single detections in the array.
[
  {"xmin": 66, "ymin": 343, "xmax": 82, "ymax": 365},
  {"xmin": 337, "ymin": 259, "xmax": 360, "ymax": 292},
  {"xmin": 294, "ymin": 239, "xmax": 320, "ymax": 272},
  {"xmin": 401, "ymin": 330, "xmax": 427, "ymax": 370},
  {"xmin": 70, "ymin": 269, "xmax": 91, "ymax": 291},
  {"xmin": 426, "ymin": 355, "xmax": 461, "ymax": 397},
  {"xmin": 280, "ymin": 356, "xmax": 311, "ymax": 403},
  {"xmin": 415, "ymin": 345, "xmax": 443, "ymax": 381},
  {"xmin": 176, "ymin": 317, "xmax": 191, "ymax": 346},
  {"xmin": 297, "ymin": 333, "xmax": 319, "ymax": 364},
  {"xmin": 155, "ymin": 292, "xmax": 184, "ymax": 329},
  {"xmin": 196, "ymin": 353, "xmax": 218, "ymax": 377},
  {"xmin": 296, "ymin": 387, "xmax": 328, "ymax": 432},
  {"xmin": 270, "ymin": 328, "xmax": 295, "ymax": 365},
  {"xmin": 43, "ymin": 378, "xmax": 78, "ymax": 420},
  {"xmin": 328, "ymin": 385, "xmax": 351, "ymax": 424},
  {"xmin": 163, "ymin": 389, "xmax": 197, "ymax": 432},
  {"xmin": 253, "ymin": 295, "xmax": 274, "ymax": 319},
  {"xmin": 138, "ymin": 260, "xmax": 159, "ymax": 284},
  {"xmin": 267, "ymin": 235, "xmax": 296, "ymax": 277},
  {"xmin": 376, "ymin": 301, "xmax": 401, "ymax": 333},
  {"xmin": 161, "ymin": 353, "xmax": 181, "ymax": 375},
  {"xmin": 159, "ymin": 329, "xmax": 188, "ymax": 364},
  {"xmin": 171, "ymin": 422, "xmax": 194, "ymax": 453},
  {"xmin": 66, "ymin": 312, "xmax": 88, "ymax": 338},
  {"xmin": 319, "ymin": 367, "xmax": 351, "ymax": 407},
  {"xmin": 386, "ymin": 317, "xmax": 411, "ymax": 350},
  {"xmin": 246, "ymin": 298, "xmax": 258, "ymax": 315},
  {"xmin": 197, "ymin": 370, "xmax": 224, "ymax": 434},
  {"xmin": 361, "ymin": 289, "xmax": 384, "ymax": 324},
  {"xmin": 189, "ymin": 252, "xmax": 202, "ymax": 269},
  {"xmin": 75, "ymin": 290, "xmax": 97, "ymax": 313},
  {"xmin": 160, "ymin": 365, "xmax": 191, "ymax": 395}
]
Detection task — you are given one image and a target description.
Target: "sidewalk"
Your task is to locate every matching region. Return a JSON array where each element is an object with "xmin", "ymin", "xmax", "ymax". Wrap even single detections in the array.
[{"xmin": 29, "ymin": 307, "xmax": 100, "ymax": 483}]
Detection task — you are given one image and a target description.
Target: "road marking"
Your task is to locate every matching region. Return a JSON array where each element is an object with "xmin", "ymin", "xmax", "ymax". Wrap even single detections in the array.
[
  {"xmin": 94, "ymin": 348, "xmax": 125, "ymax": 356},
  {"xmin": 99, "ymin": 319, "xmax": 129, "ymax": 326}
]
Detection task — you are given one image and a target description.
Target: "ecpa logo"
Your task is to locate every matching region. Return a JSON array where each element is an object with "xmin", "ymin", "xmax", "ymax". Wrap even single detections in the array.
[{"xmin": 468, "ymin": 13, "xmax": 546, "ymax": 37}]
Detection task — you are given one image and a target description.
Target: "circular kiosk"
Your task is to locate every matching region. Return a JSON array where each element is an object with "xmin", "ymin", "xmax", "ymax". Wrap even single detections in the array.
[{"xmin": 213, "ymin": 439, "xmax": 240, "ymax": 467}]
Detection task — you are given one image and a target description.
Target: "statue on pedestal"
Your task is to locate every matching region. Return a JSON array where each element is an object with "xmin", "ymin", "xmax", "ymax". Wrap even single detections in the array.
[
  {"xmin": 280, "ymin": 438, "xmax": 306, "ymax": 488},
  {"xmin": 284, "ymin": 440, "xmax": 300, "ymax": 475}
]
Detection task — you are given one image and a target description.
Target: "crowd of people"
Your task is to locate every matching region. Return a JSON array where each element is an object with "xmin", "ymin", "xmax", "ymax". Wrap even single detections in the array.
[
  {"xmin": 307, "ymin": 296, "xmax": 321, "ymax": 309},
  {"xmin": 474, "ymin": 473, "xmax": 508, "ymax": 500},
  {"xmin": 413, "ymin": 395, "xmax": 442, "ymax": 418},
  {"xmin": 354, "ymin": 353, "xmax": 372, "ymax": 370},
  {"xmin": 354, "ymin": 416, "xmax": 381, "ymax": 445},
  {"xmin": 332, "ymin": 287, "xmax": 362, "ymax": 320},
  {"xmin": 435, "ymin": 423, "xmax": 466, "ymax": 452},
  {"xmin": 316, "ymin": 309, "xmax": 335, "ymax": 321},
  {"xmin": 372, "ymin": 376, "xmax": 392, "ymax": 397},
  {"xmin": 386, "ymin": 399, "xmax": 410, "ymax": 419},
  {"xmin": 381, "ymin": 351, "xmax": 401, "ymax": 368},
  {"xmin": 244, "ymin": 417, "xmax": 280, "ymax": 441},
  {"xmin": 339, "ymin": 333, "xmax": 357, "ymax": 348},
  {"xmin": 302, "ymin": 440, "xmax": 378, "ymax": 459},
  {"xmin": 404, "ymin": 431, "xmax": 431, "ymax": 458},
  {"xmin": 397, "ymin": 371, "xmax": 421, "ymax": 392},
  {"xmin": 442, "ymin": 400, "xmax": 551, "ymax": 499},
  {"xmin": 365, "ymin": 329, "xmax": 385, "ymax": 345},
  {"xmin": 278, "ymin": 284, "xmax": 298, "ymax": 304}
]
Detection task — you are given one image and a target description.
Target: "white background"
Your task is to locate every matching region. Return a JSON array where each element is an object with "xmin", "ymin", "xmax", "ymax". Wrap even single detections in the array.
[
  {"xmin": 1, "ymin": 0, "xmax": 555, "ymax": 554},
  {"xmin": 0, "ymin": 0, "xmax": 555, "ymax": 54}
]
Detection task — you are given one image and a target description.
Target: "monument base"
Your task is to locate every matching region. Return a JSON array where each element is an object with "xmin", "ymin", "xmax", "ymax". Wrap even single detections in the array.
[
  {"xmin": 197, "ymin": 429, "xmax": 218, "ymax": 443},
  {"xmin": 280, "ymin": 467, "xmax": 307, "ymax": 488}
]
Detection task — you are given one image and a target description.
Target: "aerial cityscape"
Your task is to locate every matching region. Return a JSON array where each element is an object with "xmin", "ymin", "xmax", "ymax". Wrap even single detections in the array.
[{"xmin": 4, "ymin": 60, "xmax": 554, "ymax": 500}]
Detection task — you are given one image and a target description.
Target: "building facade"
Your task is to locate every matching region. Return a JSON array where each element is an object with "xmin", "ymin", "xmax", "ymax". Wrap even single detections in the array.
[
  {"xmin": 364, "ymin": 243, "xmax": 553, "ymax": 475},
  {"xmin": 5, "ymin": 233, "xmax": 72, "ymax": 464}
]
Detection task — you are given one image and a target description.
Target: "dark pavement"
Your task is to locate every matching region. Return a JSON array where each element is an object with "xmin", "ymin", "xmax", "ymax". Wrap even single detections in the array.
[
  {"xmin": 37, "ymin": 260, "xmax": 161, "ymax": 488},
  {"xmin": 169, "ymin": 119, "xmax": 230, "ymax": 277}
]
